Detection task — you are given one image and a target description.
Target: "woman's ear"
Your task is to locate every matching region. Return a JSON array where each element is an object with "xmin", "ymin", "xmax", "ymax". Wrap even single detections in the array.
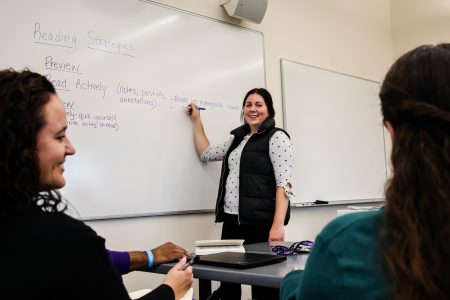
[{"xmin": 384, "ymin": 120, "xmax": 395, "ymax": 142}]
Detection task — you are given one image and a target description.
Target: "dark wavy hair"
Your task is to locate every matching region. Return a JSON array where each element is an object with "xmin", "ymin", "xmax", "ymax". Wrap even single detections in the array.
[
  {"xmin": 0, "ymin": 69, "xmax": 65, "ymax": 216},
  {"xmin": 240, "ymin": 88, "xmax": 275, "ymax": 123},
  {"xmin": 379, "ymin": 44, "xmax": 450, "ymax": 299}
]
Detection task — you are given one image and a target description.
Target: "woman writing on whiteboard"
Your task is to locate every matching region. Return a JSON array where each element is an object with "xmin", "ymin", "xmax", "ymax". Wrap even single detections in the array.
[
  {"xmin": 281, "ymin": 44, "xmax": 450, "ymax": 300},
  {"xmin": 0, "ymin": 69, "xmax": 193, "ymax": 300},
  {"xmin": 187, "ymin": 88, "xmax": 293, "ymax": 299}
]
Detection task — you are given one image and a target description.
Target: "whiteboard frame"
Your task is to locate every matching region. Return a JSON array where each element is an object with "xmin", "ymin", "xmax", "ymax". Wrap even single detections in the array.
[
  {"xmin": 80, "ymin": 1, "xmax": 268, "ymax": 220},
  {"xmin": 281, "ymin": 58, "xmax": 387, "ymax": 206},
  {"xmin": 0, "ymin": 0, "xmax": 267, "ymax": 220}
]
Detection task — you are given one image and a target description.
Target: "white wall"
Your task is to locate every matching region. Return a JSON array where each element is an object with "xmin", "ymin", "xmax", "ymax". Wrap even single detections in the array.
[
  {"xmin": 86, "ymin": 0, "xmax": 395, "ymax": 296},
  {"xmin": 390, "ymin": 0, "xmax": 450, "ymax": 59}
]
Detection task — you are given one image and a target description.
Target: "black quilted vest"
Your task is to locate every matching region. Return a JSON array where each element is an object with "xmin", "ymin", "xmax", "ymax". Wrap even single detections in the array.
[{"xmin": 214, "ymin": 118, "xmax": 291, "ymax": 226}]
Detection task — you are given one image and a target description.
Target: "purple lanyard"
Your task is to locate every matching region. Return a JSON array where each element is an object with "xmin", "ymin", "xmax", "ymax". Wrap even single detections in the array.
[{"xmin": 271, "ymin": 241, "xmax": 314, "ymax": 256}]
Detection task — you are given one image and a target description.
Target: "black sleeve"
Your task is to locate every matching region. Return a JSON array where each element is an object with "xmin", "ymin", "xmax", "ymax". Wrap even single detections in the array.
[
  {"xmin": 57, "ymin": 215, "xmax": 176, "ymax": 300},
  {"xmin": 64, "ymin": 222, "xmax": 133, "ymax": 299},
  {"xmin": 138, "ymin": 284, "xmax": 175, "ymax": 300}
]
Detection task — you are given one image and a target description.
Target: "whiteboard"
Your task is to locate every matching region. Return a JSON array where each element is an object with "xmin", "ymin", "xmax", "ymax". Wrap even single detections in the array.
[
  {"xmin": 0, "ymin": 0, "xmax": 265, "ymax": 219},
  {"xmin": 281, "ymin": 59, "xmax": 387, "ymax": 204}
]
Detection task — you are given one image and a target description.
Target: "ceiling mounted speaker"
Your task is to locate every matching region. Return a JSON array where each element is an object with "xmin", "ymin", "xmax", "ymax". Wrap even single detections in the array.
[{"xmin": 219, "ymin": 0, "xmax": 268, "ymax": 24}]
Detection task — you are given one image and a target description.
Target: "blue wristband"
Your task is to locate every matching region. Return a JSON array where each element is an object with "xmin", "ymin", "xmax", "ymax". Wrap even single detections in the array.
[{"xmin": 145, "ymin": 250, "xmax": 154, "ymax": 269}]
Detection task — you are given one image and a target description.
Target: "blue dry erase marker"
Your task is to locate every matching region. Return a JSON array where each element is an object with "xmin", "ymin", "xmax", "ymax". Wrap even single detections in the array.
[{"xmin": 196, "ymin": 107, "xmax": 206, "ymax": 110}]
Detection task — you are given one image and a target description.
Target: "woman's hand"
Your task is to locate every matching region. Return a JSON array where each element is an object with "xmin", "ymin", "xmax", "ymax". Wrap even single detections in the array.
[
  {"xmin": 186, "ymin": 103, "xmax": 201, "ymax": 121},
  {"xmin": 269, "ymin": 186, "xmax": 289, "ymax": 242},
  {"xmin": 185, "ymin": 102, "xmax": 210, "ymax": 156},
  {"xmin": 269, "ymin": 223, "xmax": 285, "ymax": 242},
  {"xmin": 163, "ymin": 257, "xmax": 194, "ymax": 300}
]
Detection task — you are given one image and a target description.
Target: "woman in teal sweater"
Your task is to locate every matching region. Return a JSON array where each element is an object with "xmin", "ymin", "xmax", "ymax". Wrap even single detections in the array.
[{"xmin": 281, "ymin": 43, "xmax": 450, "ymax": 300}]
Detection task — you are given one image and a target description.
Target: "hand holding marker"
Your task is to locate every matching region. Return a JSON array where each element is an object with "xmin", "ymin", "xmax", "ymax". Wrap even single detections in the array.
[
  {"xmin": 186, "ymin": 103, "xmax": 206, "ymax": 114},
  {"xmin": 180, "ymin": 255, "xmax": 198, "ymax": 270}
]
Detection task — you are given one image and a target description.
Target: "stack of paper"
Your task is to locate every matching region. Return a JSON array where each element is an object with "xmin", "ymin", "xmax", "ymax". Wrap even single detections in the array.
[{"xmin": 195, "ymin": 239, "xmax": 245, "ymax": 255}]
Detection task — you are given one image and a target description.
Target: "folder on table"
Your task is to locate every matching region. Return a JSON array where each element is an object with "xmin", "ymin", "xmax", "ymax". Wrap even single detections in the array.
[{"xmin": 197, "ymin": 251, "xmax": 286, "ymax": 269}]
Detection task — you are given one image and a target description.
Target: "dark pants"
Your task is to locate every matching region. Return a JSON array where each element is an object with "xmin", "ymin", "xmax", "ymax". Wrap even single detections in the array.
[{"xmin": 211, "ymin": 213, "xmax": 279, "ymax": 300}]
